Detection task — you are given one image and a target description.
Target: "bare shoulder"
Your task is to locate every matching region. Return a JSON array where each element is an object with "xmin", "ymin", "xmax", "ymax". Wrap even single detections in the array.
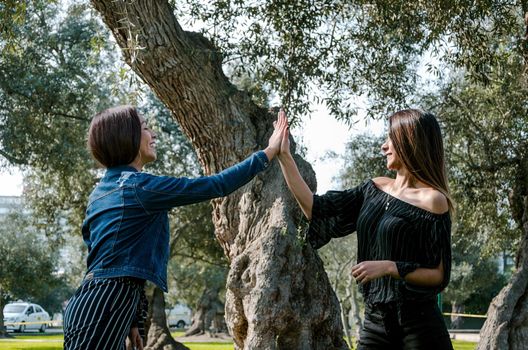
[
  {"xmin": 421, "ymin": 188, "xmax": 449, "ymax": 214},
  {"xmin": 371, "ymin": 177, "xmax": 393, "ymax": 190}
]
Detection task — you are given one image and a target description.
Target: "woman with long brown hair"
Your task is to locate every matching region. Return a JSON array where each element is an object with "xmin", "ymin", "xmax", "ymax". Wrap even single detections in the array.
[{"xmin": 277, "ymin": 108, "xmax": 453, "ymax": 349}]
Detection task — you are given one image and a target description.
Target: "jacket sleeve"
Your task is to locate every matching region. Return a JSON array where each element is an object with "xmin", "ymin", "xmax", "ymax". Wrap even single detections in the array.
[
  {"xmin": 306, "ymin": 181, "xmax": 366, "ymax": 249},
  {"xmin": 135, "ymin": 151, "xmax": 269, "ymax": 212}
]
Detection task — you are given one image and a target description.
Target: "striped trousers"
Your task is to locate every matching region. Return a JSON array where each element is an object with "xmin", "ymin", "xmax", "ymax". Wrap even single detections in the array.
[{"xmin": 63, "ymin": 277, "xmax": 147, "ymax": 350}]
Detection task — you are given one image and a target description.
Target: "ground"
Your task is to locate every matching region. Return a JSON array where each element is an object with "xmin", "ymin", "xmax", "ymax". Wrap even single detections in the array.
[{"xmin": 0, "ymin": 330, "xmax": 478, "ymax": 349}]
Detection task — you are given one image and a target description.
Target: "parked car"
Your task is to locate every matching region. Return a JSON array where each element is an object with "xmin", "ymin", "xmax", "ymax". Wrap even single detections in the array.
[
  {"xmin": 3, "ymin": 302, "xmax": 50, "ymax": 333},
  {"xmin": 165, "ymin": 304, "xmax": 192, "ymax": 329}
]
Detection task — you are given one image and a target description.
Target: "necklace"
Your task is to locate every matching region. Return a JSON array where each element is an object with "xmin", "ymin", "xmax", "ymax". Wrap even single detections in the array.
[{"xmin": 385, "ymin": 186, "xmax": 394, "ymax": 210}]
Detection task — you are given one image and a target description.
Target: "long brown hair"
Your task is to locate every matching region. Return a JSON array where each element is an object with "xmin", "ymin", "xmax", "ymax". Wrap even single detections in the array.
[{"xmin": 389, "ymin": 109, "xmax": 454, "ymax": 213}]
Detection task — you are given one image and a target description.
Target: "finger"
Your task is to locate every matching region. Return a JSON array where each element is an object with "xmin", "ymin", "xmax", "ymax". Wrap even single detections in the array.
[
  {"xmin": 352, "ymin": 263, "xmax": 363, "ymax": 274},
  {"xmin": 278, "ymin": 109, "xmax": 285, "ymax": 128},
  {"xmin": 273, "ymin": 120, "xmax": 277, "ymax": 128},
  {"xmin": 282, "ymin": 126, "xmax": 289, "ymax": 141},
  {"xmin": 138, "ymin": 336, "xmax": 144, "ymax": 350},
  {"xmin": 356, "ymin": 271, "xmax": 368, "ymax": 283}
]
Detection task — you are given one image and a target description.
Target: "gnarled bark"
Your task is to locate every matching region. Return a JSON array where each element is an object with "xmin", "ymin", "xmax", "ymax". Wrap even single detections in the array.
[{"xmin": 90, "ymin": 1, "xmax": 348, "ymax": 349}]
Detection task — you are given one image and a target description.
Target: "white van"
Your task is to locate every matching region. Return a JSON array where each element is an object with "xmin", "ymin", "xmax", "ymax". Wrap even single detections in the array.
[
  {"xmin": 165, "ymin": 304, "xmax": 192, "ymax": 329},
  {"xmin": 3, "ymin": 302, "xmax": 50, "ymax": 333}
]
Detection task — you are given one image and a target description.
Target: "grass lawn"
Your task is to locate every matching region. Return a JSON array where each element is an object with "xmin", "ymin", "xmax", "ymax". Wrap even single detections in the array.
[
  {"xmin": 0, "ymin": 334, "xmax": 477, "ymax": 350},
  {"xmin": 452, "ymin": 340, "xmax": 477, "ymax": 350}
]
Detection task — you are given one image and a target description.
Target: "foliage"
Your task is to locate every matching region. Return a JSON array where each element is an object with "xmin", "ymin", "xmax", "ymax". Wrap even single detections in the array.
[
  {"xmin": 421, "ymin": 26, "xmax": 527, "ymax": 257},
  {"xmin": 337, "ymin": 134, "xmax": 392, "ymax": 188},
  {"xmin": 172, "ymin": 0, "xmax": 526, "ymax": 125},
  {"xmin": 0, "ymin": 211, "xmax": 65, "ymax": 314},
  {"xmin": 442, "ymin": 234, "xmax": 507, "ymax": 315}
]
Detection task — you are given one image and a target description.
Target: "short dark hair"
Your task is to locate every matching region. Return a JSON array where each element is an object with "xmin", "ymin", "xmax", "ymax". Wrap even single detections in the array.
[{"xmin": 87, "ymin": 105, "xmax": 141, "ymax": 168}]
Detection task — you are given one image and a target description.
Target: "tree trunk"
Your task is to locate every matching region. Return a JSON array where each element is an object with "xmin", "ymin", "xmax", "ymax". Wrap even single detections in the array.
[
  {"xmin": 0, "ymin": 296, "xmax": 11, "ymax": 339},
  {"xmin": 90, "ymin": 1, "xmax": 348, "ymax": 349},
  {"xmin": 450, "ymin": 302, "xmax": 464, "ymax": 330},
  {"xmin": 185, "ymin": 287, "xmax": 227, "ymax": 336},
  {"xmin": 143, "ymin": 286, "xmax": 189, "ymax": 350},
  {"xmin": 478, "ymin": 160, "xmax": 528, "ymax": 349},
  {"xmin": 478, "ymin": 236, "xmax": 528, "ymax": 350},
  {"xmin": 347, "ymin": 278, "xmax": 362, "ymax": 341}
]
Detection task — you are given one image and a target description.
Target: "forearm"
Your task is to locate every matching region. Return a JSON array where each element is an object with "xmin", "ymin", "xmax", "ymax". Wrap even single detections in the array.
[
  {"xmin": 404, "ymin": 267, "xmax": 444, "ymax": 287},
  {"xmin": 389, "ymin": 261, "xmax": 444, "ymax": 287},
  {"xmin": 278, "ymin": 153, "xmax": 314, "ymax": 219},
  {"xmin": 263, "ymin": 147, "xmax": 276, "ymax": 162},
  {"xmin": 211, "ymin": 151, "xmax": 269, "ymax": 196}
]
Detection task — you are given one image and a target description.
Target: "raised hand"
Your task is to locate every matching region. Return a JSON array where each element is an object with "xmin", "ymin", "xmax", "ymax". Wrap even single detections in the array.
[
  {"xmin": 277, "ymin": 108, "xmax": 290, "ymax": 158},
  {"xmin": 265, "ymin": 108, "xmax": 288, "ymax": 160}
]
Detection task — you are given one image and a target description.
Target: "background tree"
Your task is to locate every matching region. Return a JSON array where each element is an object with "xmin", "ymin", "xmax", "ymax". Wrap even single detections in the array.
[
  {"xmin": 0, "ymin": 211, "xmax": 63, "ymax": 338},
  {"xmin": 91, "ymin": 1, "xmax": 349, "ymax": 349},
  {"xmin": 0, "ymin": 2, "xmax": 221, "ymax": 346},
  {"xmin": 3, "ymin": 0, "xmax": 528, "ymax": 348},
  {"xmin": 185, "ymin": 1, "xmax": 528, "ymax": 347},
  {"xmin": 422, "ymin": 50, "xmax": 528, "ymax": 347}
]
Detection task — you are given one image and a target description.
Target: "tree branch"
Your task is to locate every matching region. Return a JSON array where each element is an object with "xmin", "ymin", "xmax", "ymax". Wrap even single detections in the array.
[{"xmin": 0, "ymin": 149, "xmax": 22, "ymax": 164}]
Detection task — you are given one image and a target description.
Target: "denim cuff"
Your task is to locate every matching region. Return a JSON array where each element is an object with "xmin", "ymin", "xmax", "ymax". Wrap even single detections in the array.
[{"xmin": 255, "ymin": 150, "xmax": 270, "ymax": 169}]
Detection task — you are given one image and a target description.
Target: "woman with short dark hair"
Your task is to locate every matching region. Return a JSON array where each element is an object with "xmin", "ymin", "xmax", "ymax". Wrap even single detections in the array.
[
  {"xmin": 63, "ymin": 105, "xmax": 286, "ymax": 350},
  {"xmin": 276, "ymin": 108, "xmax": 454, "ymax": 349}
]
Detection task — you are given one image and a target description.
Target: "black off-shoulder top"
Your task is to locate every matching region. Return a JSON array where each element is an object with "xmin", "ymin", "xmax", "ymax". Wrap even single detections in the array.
[{"xmin": 307, "ymin": 179, "xmax": 451, "ymax": 305}]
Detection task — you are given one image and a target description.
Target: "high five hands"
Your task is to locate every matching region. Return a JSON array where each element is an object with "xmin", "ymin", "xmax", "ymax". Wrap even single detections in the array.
[{"xmin": 264, "ymin": 107, "xmax": 290, "ymax": 161}]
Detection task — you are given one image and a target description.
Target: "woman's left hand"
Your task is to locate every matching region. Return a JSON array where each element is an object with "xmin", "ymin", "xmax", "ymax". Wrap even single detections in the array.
[
  {"xmin": 127, "ymin": 327, "xmax": 144, "ymax": 350},
  {"xmin": 351, "ymin": 260, "xmax": 397, "ymax": 284}
]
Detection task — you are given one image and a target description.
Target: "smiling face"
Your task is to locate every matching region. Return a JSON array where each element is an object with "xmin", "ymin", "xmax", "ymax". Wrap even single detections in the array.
[
  {"xmin": 138, "ymin": 116, "xmax": 157, "ymax": 165},
  {"xmin": 381, "ymin": 136, "xmax": 401, "ymax": 171}
]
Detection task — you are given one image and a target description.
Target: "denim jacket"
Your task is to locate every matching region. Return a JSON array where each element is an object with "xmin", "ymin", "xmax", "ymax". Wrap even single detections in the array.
[{"xmin": 82, "ymin": 151, "xmax": 269, "ymax": 292}]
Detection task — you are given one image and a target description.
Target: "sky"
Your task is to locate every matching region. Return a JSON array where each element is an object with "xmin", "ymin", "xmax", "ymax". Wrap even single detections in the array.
[{"xmin": 0, "ymin": 108, "xmax": 385, "ymax": 197}]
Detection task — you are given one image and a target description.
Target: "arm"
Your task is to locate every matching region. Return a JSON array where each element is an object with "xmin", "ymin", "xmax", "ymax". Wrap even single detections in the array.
[
  {"xmin": 276, "ymin": 109, "xmax": 314, "ymax": 219},
  {"xmin": 278, "ymin": 153, "xmax": 314, "ymax": 220},
  {"xmin": 351, "ymin": 260, "xmax": 444, "ymax": 287},
  {"xmin": 136, "ymin": 114, "xmax": 287, "ymax": 211}
]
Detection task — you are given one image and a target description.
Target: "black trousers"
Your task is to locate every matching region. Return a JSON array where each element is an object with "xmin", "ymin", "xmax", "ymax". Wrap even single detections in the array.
[
  {"xmin": 63, "ymin": 277, "xmax": 147, "ymax": 350},
  {"xmin": 357, "ymin": 299, "xmax": 453, "ymax": 350}
]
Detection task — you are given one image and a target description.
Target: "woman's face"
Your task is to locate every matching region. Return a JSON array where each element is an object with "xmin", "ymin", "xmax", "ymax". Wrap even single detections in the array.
[
  {"xmin": 381, "ymin": 136, "xmax": 400, "ymax": 170},
  {"xmin": 138, "ymin": 116, "xmax": 157, "ymax": 165}
]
